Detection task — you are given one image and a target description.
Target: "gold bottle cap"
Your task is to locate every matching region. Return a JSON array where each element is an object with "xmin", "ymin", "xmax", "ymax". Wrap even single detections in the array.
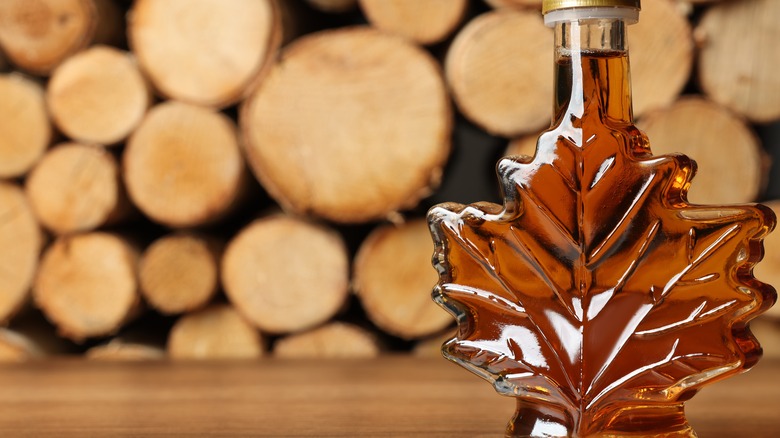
[{"xmin": 542, "ymin": 0, "xmax": 641, "ymax": 14}]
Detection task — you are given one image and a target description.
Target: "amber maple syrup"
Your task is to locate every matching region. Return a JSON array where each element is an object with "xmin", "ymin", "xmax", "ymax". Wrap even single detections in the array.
[{"xmin": 429, "ymin": 10, "xmax": 775, "ymax": 438}]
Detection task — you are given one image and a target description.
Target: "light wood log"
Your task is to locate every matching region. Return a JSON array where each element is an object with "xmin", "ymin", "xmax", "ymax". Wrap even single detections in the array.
[
  {"xmin": 168, "ymin": 304, "xmax": 263, "ymax": 360},
  {"xmin": 222, "ymin": 215, "xmax": 349, "ymax": 334},
  {"xmin": 412, "ymin": 330, "xmax": 455, "ymax": 358},
  {"xmin": 0, "ymin": 74, "xmax": 51, "ymax": 179},
  {"xmin": 128, "ymin": 0, "xmax": 283, "ymax": 108},
  {"xmin": 33, "ymin": 232, "xmax": 140, "ymax": 341},
  {"xmin": 25, "ymin": 143, "xmax": 128, "ymax": 235},
  {"xmin": 0, "ymin": 0, "xmax": 96, "ymax": 75},
  {"xmin": 139, "ymin": 233, "xmax": 220, "ymax": 315},
  {"xmin": 630, "ymin": 0, "xmax": 693, "ymax": 118},
  {"xmin": 754, "ymin": 200, "xmax": 780, "ymax": 320},
  {"xmin": 47, "ymin": 46, "xmax": 150, "ymax": 145},
  {"xmin": 241, "ymin": 27, "xmax": 450, "ymax": 223},
  {"xmin": 638, "ymin": 97, "xmax": 765, "ymax": 205},
  {"xmin": 305, "ymin": 0, "xmax": 357, "ymax": 13},
  {"xmin": 358, "ymin": 0, "xmax": 468, "ymax": 45},
  {"xmin": 86, "ymin": 340, "xmax": 165, "ymax": 361},
  {"xmin": 505, "ymin": 134, "xmax": 539, "ymax": 159},
  {"xmin": 0, "ymin": 329, "xmax": 43, "ymax": 362},
  {"xmin": 353, "ymin": 219, "xmax": 452, "ymax": 340},
  {"xmin": 274, "ymin": 322, "xmax": 380, "ymax": 358},
  {"xmin": 0, "ymin": 309, "xmax": 77, "ymax": 362},
  {"xmin": 123, "ymin": 101, "xmax": 245, "ymax": 228},
  {"xmin": 696, "ymin": 0, "xmax": 780, "ymax": 123},
  {"xmin": 446, "ymin": 10, "xmax": 552, "ymax": 137},
  {"xmin": 0, "ymin": 183, "xmax": 43, "ymax": 324},
  {"xmin": 484, "ymin": 0, "xmax": 541, "ymax": 8}
]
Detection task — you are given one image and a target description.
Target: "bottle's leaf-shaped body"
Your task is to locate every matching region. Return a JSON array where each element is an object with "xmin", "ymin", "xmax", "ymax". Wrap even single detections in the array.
[{"xmin": 428, "ymin": 51, "xmax": 775, "ymax": 437}]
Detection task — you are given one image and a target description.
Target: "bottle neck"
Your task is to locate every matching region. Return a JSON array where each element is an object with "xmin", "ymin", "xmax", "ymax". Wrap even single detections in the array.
[{"xmin": 553, "ymin": 18, "xmax": 633, "ymax": 126}]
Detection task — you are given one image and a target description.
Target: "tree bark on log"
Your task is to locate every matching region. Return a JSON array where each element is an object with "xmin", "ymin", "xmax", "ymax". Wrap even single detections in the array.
[
  {"xmin": 274, "ymin": 322, "xmax": 380, "ymax": 358},
  {"xmin": 353, "ymin": 219, "xmax": 452, "ymax": 340},
  {"xmin": 167, "ymin": 304, "xmax": 263, "ymax": 360},
  {"xmin": 241, "ymin": 27, "xmax": 451, "ymax": 223},
  {"xmin": 638, "ymin": 97, "xmax": 766, "ymax": 205},
  {"xmin": 0, "ymin": 74, "xmax": 51, "ymax": 179},
  {"xmin": 696, "ymin": 0, "xmax": 780, "ymax": 123},
  {"xmin": 47, "ymin": 46, "xmax": 150, "ymax": 145},
  {"xmin": 139, "ymin": 233, "xmax": 220, "ymax": 315},
  {"xmin": 128, "ymin": 0, "xmax": 283, "ymax": 108},
  {"xmin": 33, "ymin": 232, "xmax": 140, "ymax": 341},
  {"xmin": 222, "ymin": 215, "xmax": 349, "ymax": 334},
  {"xmin": 123, "ymin": 101, "xmax": 246, "ymax": 228},
  {"xmin": 358, "ymin": 0, "xmax": 468, "ymax": 45},
  {"xmin": 25, "ymin": 143, "xmax": 129, "ymax": 235},
  {"xmin": 0, "ymin": 183, "xmax": 43, "ymax": 324}
]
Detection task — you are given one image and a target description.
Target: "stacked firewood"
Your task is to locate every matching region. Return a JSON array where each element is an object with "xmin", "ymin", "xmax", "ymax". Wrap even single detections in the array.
[{"xmin": 0, "ymin": 0, "xmax": 779, "ymax": 361}]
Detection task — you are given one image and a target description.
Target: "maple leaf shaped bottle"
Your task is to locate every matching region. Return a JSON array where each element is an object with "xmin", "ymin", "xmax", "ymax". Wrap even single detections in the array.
[{"xmin": 428, "ymin": 1, "xmax": 776, "ymax": 437}]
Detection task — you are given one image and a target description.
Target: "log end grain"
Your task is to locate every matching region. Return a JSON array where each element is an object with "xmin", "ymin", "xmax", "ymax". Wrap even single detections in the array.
[
  {"xmin": 242, "ymin": 27, "xmax": 451, "ymax": 223},
  {"xmin": 86, "ymin": 340, "xmax": 165, "ymax": 361},
  {"xmin": 274, "ymin": 322, "xmax": 380, "ymax": 358},
  {"xmin": 353, "ymin": 219, "xmax": 452, "ymax": 340},
  {"xmin": 754, "ymin": 200, "xmax": 780, "ymax": 320},
  {"xmin": 0, "ymin": 74, "xmax": 51, "ymax": 178},
  {"xmin": 305, "ymin": 0, "xmax": 357, "ymax": 13},
  {"xmin": 139, "ymin": 233, "xmax": 219, "ymax": 315},
  {"xmin": 446, "ymin": 10, "xmax": 552, "ymax": 137},
  {"xmin": 696, "ymin": 0, "xmax": 780, "ymax": 123},
  {"xmin": 0, "ymin": 183, "xmax": 43, "ymax": 324},
  {"xmin": 47, "ymin": 46, "xmax": 150, "ymax": 145},
  {"xmin": 33, "ymin": 233, "xmax": 139, "ymax": 341},
  {"xmin": 358, "ymin": 0, "xmax": 468, "ymax": 45},
  {"xmin": 638, "ymin": 97, "xmax": 765, "ymax": 205},
  {"xmin": 129, "ymin": 0, "xmax": 282, "ymax": 108},
  {"xmin": 124, "ymin": 101, "xmax": 245, "ymax": 228},
  {"xmin": 222, "ymin": 215, "xmax": 349, "ymax": 334},
  {"xmin": 168, "ymin": 304, "xmax": 263, "ymax": 360},
  {"xmin": 26, "ymin": 143, "xmax": 126, "ymax": 235},
  {"xmin": 0, "ymin": 0, "xmax": 97, "ymax": 74},
  {"xmin": 630, "ymin": 0, "xmax": 693, "ymax": 118}
]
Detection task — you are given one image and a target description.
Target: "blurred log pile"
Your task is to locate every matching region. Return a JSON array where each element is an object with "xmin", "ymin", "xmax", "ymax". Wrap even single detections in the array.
[{"xmin": 1, "ymin": 0, "xmax": 779, "ymax": 362}]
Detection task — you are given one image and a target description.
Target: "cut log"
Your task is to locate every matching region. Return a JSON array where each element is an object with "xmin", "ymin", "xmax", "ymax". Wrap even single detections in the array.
[
  {"xmin": 305, "ymin": 0, "xmax": 357, "ymax": 13},
  {"xmin": 241, "ymin": 27, "xmax": 450, "ymax": 223},
  {"xmin": 504, "ymin": 134, "xmax": 539, "ymax": 159},
  {"xmin": 446, "ymin": 10, "xmax": 552, "ymax": 137},
  {"xmin": 0, "ymin": 0, "xmax": 97, "ymax": 75},
  {"xmin": 638, "ymin": 97, "xmax": 765, "ymax": 205},
  {"xmin": 86, "ymin": 339, "xmax": 165, "ymax": 361},
  {"xmin": 358, "ymin": 0, "xmax": 468, "ymax": 45},
  {"xmin": 0, "ymin": 183, "xmax": 43, "ymax": 324},
  {"xmin": 696, "ymin": 0, "xmax": 780, "ymax": 123},
  {"xmin": 0, "ymin": 329, "xmax": 43, "ymax": 362},
  {"xmin": 139, "ymin": 233, "xmax": 220, "ymax": 315},
  {"xmin": 629, "ymin": 0, "xmax": 693, "ymax": 118},
  {"xmin": 167, "ymin": 304, "xmax": 263, "ymax": 360},
  {"xmin": 123, "ymin": 101, "xmax": 246, "ymax": 228},
  {"xmin": 25, "ymin": 143, "xmax": 128, "ymax": 235},
  {"xmin": 412, "ymin": 330, "xmax": 455, "ymax": 358},
  {"xmin": 754, "ymin": 200, "xmax": 780, "ymax": 320},
  {"xmin": 222, "ymin": 215, "xmax": 349, "ymax": 334},
  {"xmin": 274, "ymin": 322, "xmax": 380, "ymax": 358},
  {"xmin": 128, "ymin": 0, "xmax": 283, "ymax": 108},
  {"xmin": 33, "ymin": 232, "xmax": 140, "ymax": 341},
  {"xmin": 0, "ymin": 74, "xmax": 51, "ymax": 179},
  {"xmin": 484, "ymin": 0, "xmax": 541, "ymax": 8},
  {"xmin": 353, "ymin": 219, "xmax": 452, "ymax": 339},
  {"xmin": 47, "ymin": 46, "xmax": 150, "ymax": 145}
]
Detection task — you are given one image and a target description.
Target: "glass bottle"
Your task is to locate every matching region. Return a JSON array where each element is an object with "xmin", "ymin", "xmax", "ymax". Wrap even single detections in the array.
[{"xmin": 428, "ymin": 1, "xmax": 776, "ymax": 437}]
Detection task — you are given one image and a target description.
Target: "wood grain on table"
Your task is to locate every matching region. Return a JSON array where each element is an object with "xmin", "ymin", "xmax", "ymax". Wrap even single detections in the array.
[{"xmin": 0, "ymin": 357, "xmax": 777, "ymax": 437}]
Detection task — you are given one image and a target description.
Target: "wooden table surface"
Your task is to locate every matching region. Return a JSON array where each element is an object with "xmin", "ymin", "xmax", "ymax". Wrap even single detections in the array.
[{"xmin": 0, "ymin": 357, "xmax": 777, "ymax": 437}]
